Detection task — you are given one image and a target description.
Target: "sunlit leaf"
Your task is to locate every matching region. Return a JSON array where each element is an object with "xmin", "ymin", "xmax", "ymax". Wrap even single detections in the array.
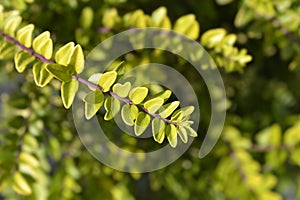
[
  {"xmin": 12, "ymin": 172, "xmax": 32, "ymax": 196},
  {"xmin": 14, "ymin": 51, "xmax": 35, "ymax": 73},
  {"xmin": 61, "ymin": 79, "xmax": 79, "ymax": 109},
  {"xmin": 32, "ymin": 62, "xmax": 53, "ymax": 87},
  {"xmin": 121, "ymin": 104, "xmax": 137, "ymax": 126},
  {"xmin": 104, "ymin": 96, "xmax": 120, "ymax": 120},
  {"xmin": 98, "ymin": 71, "xmax": 117, "ymax": 92},
  {"xmin": 32, "ymin": 31, "xmax": 53, "ymax": 59},
  {"xmin": 152, "ymin": 118, "xmax": 165, "ymax": 143},
  {"xmin": 112, "ymin": 82, "xmax": 131, "ymax": 98},
  {"xmin": 144, "ymin": 98, "xmax": 164, "ymax": 114},
  {"xmin": 4, "ymin": 15, "xmax": 22, "ymax": 37},
  {"xmin": 46, "ymin": 63, "xmax": 73, "ymax": 82},
  {"xmin": 129, "ymin": 87, "xmax": 148, "ymax": 104},
  {"xmin": 134, "ymin": 112, "xmax": 150, "ymax": 136},
  {"xmin": 159, "ymin": 101, "xmax": 180, "ymax": 118},
  {"xmin": 177, "ymin": 126, "xmax": 188, "ymax": 143},
  {"xmin": 185, "ymin": 126, "xmax": 198, "ymax": 137},
  {"xmin": 16, "ymin": 24, "xmax": 34, "ymax": 48},
  {"xmin": 55, "ymin": 42, "xmax": 75, "ymax": 66},
  {"xmin": 166, "ymin": 124, "xmax": 177, "ymax": 148},
  {"xmin": 69, "ymin": 44, "xmax": 84, "ymax": 74}
]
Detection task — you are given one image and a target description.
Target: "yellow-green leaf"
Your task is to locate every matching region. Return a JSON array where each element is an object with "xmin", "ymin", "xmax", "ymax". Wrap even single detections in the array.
[
  {"xmin": 185, "ymin": 126, "xmax": 198, "ymax": 137},
  {"xmin": 159, "ymin": 101, "xmax": 180, "ymax": 118},
  {"xmin": 144, "ymin": 98, "xmax": 164, "ymax": 114},
  {"xmin": 61, "ymin": 79, "xmax": 79, "ymax": 109},
  {"xmin": 83, "ymin": 91, "xmax": 103, "ymax": 119},
  {"xmin": 83, "ymin": 90, "xmax": 104, "ymax": 104},
  {"xmin": 171, "ymin": 110, "xmax": 183, "ymax": 122},
  {"xmin": 134, "ymin": 112, "xmax": 150, "ymax": 136},
  {"xmin": 45, "ymin": 63, "xmax": 73, "ymax": 82},
  {"xmin": 14, "ymin": 51, "xmax": 35, "ymax": 73},
  {"xmin": 173, "ymin": 14, "xmax": 199, "ymax": 40},
  {"xmin": 113, "ymin": 61, "xmax": 126, "ymax": 76},
  {"xmin": 16, "ymin": 24, "xmax": 34, "ymax": 48},
  {"xmin": 152, "ymin": 118, "xmax": 165, "ymax": 143},
  {"xmin": 80, "ymin": 7, "xmax": 94, "ymax": 29},
  {"xmin": 104, "ymin": 96, "xmax": 120, "ymax": 120},
  {"xmin": 201, "ymin": 28, "xmax": 227, "ymax": 48},
  {"xmin": 85, "ymin": 102, "xmax": 102, "ymax": 120},
  {"xmin": 69, "ymin": 44, "xmax": 84, "ymax": 74},
  {"xmin": 121, "ymin": 104, "xmax": 137, "ymax": 126},
  {"xmin": 4, "ymin": 15, "xmax": 22, "ymax": 37},
  {"xmin": 112, "ymin": 82, "xmax": 131, "ymax": 98},
  {"xmin": 32, "ymin": 31, "xmax": 53, "ymax": 59},
  {"xmin": 129, "ymin": 87, "xmax": 148, "ymax": 104},
  {"xmin": 32, "ymin": 62, "xmax": 53, "ymax": 87},
  {"xmin": 177, "ymin": 126, "xmax": 188, "ymax": 143},
  {"xmin": 19, "ymin": 152, "xmax": 39, "ymax": 168},
  {"xmin": 12, "ymin": 172, "xmax": 32, "ymax": 196},
  {"xmin": 151, "ymin": 7, "xmax": 171, "ymax": 29},
  {"xmin": 152, "ymin": 89, "xmax": 172, "ymax": 101},
  {"xmin": 166, "ymin": 124, "xmax": 178, "ymax": 148},
  {"xmin": 55, "ymin": 42, "xmax": 75, "ymax": 66},
  {"xmin": 98, "ymin": 71, "xmax": 117, "ymax": 92}
]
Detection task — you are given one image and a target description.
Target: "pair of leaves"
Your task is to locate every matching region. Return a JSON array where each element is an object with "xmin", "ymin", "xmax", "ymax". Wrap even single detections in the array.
[
  {"xmin": 46, "ymin": 42, "xmax": 85, "ymax": 108},
  {"xmin": 152, "ymin": 119, "xmax": 197, "ymax": 147}
]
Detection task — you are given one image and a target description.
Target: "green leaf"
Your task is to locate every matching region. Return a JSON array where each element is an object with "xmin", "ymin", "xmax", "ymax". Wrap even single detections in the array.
[
  {"xmin": 4, "ymin": 15, "xmax": 22, "ymax": 37},
  {"xmin": 113, "ymin": 61, "xmax": 126, "ymax": 76},
  {"xmin": 152, "ymin": 89, "xmax": 172, "ymax": 101},
  {"xmin": 46, "ymin": 63, "xmax": 73, "ymax": 82},
  {"xmin": 166, "ymin": 124, "xmax": 178, "ymax": 148},
  {"xmin": 87, "ymin": 73, "xmax": 102, "ymax": 91},
  {"xmin": 83, "ymin": 90, "xmax": 104, "ymax": 104},
  {"xmin": 112, "ymin": 82, "xmax": 131, "ymax": 98},
  {"xmin": 0, "ymin": 42, "xmax": 15, "ymax": 59},
  {"xmin": 173, "ymin": 14, "xmax": 199, "ymax": 40},
  {"xmin": 151, "ymin": 7, "xmax": 171, "ymax": 29},
  {"xmin": 159, "ymin": 101, "xmax": 180, "ymax": 118},
  {"xmin": 12, "ymin": 172, "xmax": 32, "ymax": 196},
  {"xmin": 185, "ymin": 126, "xmax": 198, "ymax": 137},
  {"xmin": 80, "ymin": 7, "xmax": 94, "ymax": 29},
  {"xmin": 171, "ymin": 110, "xmax": 183, "ymax": 122},
  {"xmin": 55, "ymin": 42, "xmax": 75, "ymax": 66},
  {"xmin": 32, "ymin": 62, "xmax": 53, "ymax": 87},
  {"xmin": 69, "ymin": 44, "xmax": 84, "ymax": 74},
  {"xmin": 98, "ymin": 71, "xmax": 117, "ymax": 92},
  {"xmin": 134, "ymin": 112, "xmax": 151, "ymax": 136},
  {"xmin": 121, "ymin": 104, "xmax": 138, "ymax": 126},
  {"xmin": 152, "ymin": 118, "xmax": 165, "ymax": 143},
  {"xmin": 144, "ymin": 98, "xmax": 164, "ymax": 114},
  {"xmin": 19, "ymin": 152, "xmax": 39, "ymax": 168},
  {"xmin": 181, "ymin": 106, "xmax": 195, "ymax": 120},
  {"xmin": 181, "ymin": 106, "xmax": 195, "ymax": 116},
  {"xmin": 85, "ymin": 101, "xmax": 103, "ymax": 120},
  {"xmin": 104, "ymin": 96, "xmax": 120, "ymax": 120},
  {"xmin": 129, "ymin": 87, "xmax": 148, "ymax": 104},
  {"xmin": 201, "ymin": 28, "xmax": 227, "ymax": 48},
  {"xmin": 177, "ymin": 126, "xmax": 188, "ymax": 143},
  {"xmin": 32, "ymin": 31, "xmax": 53, "ymax": 59},
  {"xmin": 16, "ymin": 24, "xmax": 34, "ymax": 48},
  {"xmin": 14, "ymin": 51, "xmax": 35, "ymax": 73},
  {"xmin": 61, "ymin": 79, "xmax": 79, "ymax": 109}
]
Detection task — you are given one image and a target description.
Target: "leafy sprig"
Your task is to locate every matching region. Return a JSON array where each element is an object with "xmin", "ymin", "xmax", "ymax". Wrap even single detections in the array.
[{"xmin": 0, "ymin": 5, "xmax": 198, "ymax": 150}]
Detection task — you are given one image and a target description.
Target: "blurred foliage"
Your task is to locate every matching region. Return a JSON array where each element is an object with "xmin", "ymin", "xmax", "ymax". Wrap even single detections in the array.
[{"xmin": 0, "ymin": 0, "xmax": 300, "ymax": 199}]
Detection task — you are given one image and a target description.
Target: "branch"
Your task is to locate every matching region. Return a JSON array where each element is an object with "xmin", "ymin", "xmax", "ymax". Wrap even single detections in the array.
[
  {"xmin": 0, "ymin": 30, "xmax": 51, "ymax": 64},
  {"xmin": 269, "ymin": 17, "xmax": 300, "ymax": 48},
  {"xmin": 0, "ymin": 29, "xmax": 179, "ymax": 126}
]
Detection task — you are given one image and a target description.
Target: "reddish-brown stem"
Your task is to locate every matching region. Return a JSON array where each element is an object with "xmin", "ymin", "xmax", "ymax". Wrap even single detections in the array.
[{"xmin": 0, "ymin": 29, "xmax": 179, "ymax": 125}]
